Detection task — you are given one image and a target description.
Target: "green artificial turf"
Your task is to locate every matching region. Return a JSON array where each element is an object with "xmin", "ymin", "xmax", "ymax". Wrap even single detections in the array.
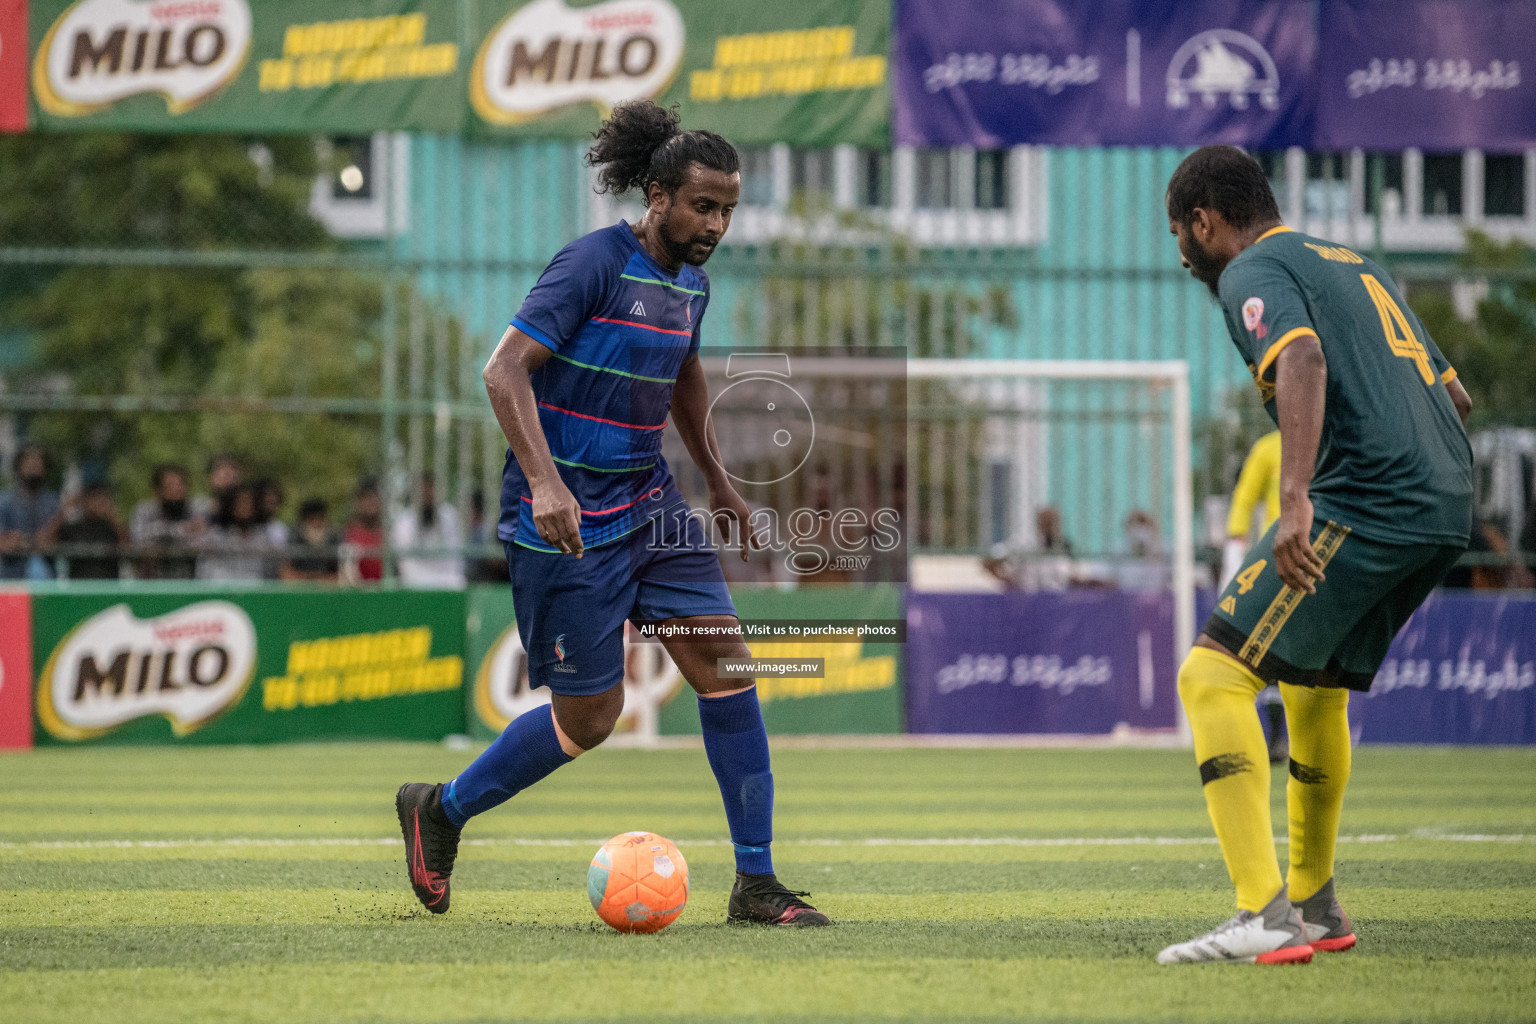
[{"xmin": 2, "ymin": 743, "xmax": 1533, "ymax": 1022}]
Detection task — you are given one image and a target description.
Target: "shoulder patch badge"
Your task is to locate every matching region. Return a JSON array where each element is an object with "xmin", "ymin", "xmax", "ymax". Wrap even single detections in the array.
[{"xmin": 1242, "ymin": 297, "xmax": 1267, "ymax": 338}]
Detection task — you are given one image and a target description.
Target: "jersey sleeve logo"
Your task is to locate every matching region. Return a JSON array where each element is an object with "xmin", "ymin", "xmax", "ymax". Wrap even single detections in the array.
[
  {"xmin": 629, "ymin": 300, "xmax": 647, "ymax": 317},
  {"xmin": 1242, "ymin": 297, "xmax": 1267, "ymax": 339}
]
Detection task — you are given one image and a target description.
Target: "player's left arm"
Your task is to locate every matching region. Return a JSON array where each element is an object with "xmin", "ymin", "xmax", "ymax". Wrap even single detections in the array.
[{"xmin": 671, "ymin": 354, "xmax": 761, "ymax": 561}]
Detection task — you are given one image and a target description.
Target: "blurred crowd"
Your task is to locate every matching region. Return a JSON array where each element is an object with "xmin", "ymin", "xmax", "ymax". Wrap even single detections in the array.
[
  {"xmin": 983, "ymin": 506, "xmax": 1172, "ymax": 593},
  {"xmin": 980, "ymin": 504, "xmax": 1533, "ymax": 593},
  {"xmin": 6, "ymin": 441, "xmax": 1532, "ymax": 591},
  {"xmin": 0, "ymin": 445, "xmax": 506, "ymax": 587}
]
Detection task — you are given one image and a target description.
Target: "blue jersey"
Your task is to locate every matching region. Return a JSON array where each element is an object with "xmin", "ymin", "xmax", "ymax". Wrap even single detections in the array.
[{"xmin": 499, "ymin": 221, "xmax": 708, "ymax": 551}]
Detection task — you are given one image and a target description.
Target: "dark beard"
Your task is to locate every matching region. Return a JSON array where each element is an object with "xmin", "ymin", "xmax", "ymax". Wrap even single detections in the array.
[
  {"xmin": 659, "ymin": 212, "xmax": 717, "ymax": 267},
  {"xmin": 1184, "ymin": 235, "xmax": 1226, "ymax": 298},
  {"xmin": 160, "ymin": 498, "xmax": 189, "ymax": 521}
]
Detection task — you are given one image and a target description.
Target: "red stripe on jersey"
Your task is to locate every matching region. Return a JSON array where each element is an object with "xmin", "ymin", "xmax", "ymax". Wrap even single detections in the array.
[
  {"xmin": 537, "ymin": 401, "xmax": 666, "ymax": 431},
  {"xmin": 590, "ymin": 316, "xmax": 693, "ymax": 338}
]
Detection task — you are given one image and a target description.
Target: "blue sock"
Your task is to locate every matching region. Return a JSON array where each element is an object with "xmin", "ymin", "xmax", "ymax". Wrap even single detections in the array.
[
  {"xmin": 442, "ymin": 704, "xmax": 572, "ymax": 828},
  {"xmin": 698, "ymin": 688, "xmax": 775, "ymax": 875}
]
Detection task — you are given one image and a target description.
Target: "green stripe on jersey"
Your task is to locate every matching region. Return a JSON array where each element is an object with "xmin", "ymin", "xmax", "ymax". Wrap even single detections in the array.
[
  {"xmin": 551, "ymin": 456, "xmax": 657, "ymax": 474},
  {"xmin": 549, "ymin": 352, "xmax": 676, "ymax": 383},
  {"xmin": 620, "ymin": 273, "xmax": 706, "ymax": 296}
]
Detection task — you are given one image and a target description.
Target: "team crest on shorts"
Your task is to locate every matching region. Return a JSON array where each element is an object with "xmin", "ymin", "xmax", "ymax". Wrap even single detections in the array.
[
  {"xmin": 552, "ymin": 633, "xmax": 577, "ymax": 673},
  {"xmin": 1242, "ymin": 297, "xmax": 1267, "ymax": 338}
]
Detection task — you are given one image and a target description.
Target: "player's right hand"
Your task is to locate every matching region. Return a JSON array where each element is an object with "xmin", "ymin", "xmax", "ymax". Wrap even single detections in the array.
[
  {"xmin": 532, "ymin": 481, "xmax": 584, "ymax": 558},
  {"xmin": 1273, "ymin": 497, "xmax": 1324, "ymax": 594}
]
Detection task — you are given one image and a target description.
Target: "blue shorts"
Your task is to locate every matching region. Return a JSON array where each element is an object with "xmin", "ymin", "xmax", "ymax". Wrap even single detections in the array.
[{"xmin": 506, "ymin": 506, "xmax": 737, "ymax": 696}]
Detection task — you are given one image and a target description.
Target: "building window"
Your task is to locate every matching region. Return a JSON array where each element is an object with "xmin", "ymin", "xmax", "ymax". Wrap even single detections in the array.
[
  {"xmin": 1485, "ymin": 153, "xmax": 1526, "ymax": 218},
  {"xmin": 1363, "ymin": 152, "xmax": 1405, "ymax": 217},
  {"xmin": 633, "ymin": 143, "xmax": 1042, "ymax": 245},
  {"xmin": 1305, "ymin": 152, "xmax": 1350, "ymax": 220},
  {"xmin": 309, "ymin": 133, "xmax": 407, "ymax": 239},
  {"xmin": 790, "ymin": 149, "xmax": 835, "ymax": 199},
  {"xmin": 1422, "ymin": 153, "xmax": 1463, "ymax": 217},
  {"xmin": 330, "ymin": 137, "xmax": 374, "ymax": 200},
  {"xmin": 1273, "ymin": 147, "xmax": 1536, "ymax": 251},
  {"xmin": 915, "ymin": 148, "xmax": 955, "ymax": 209},
  {"xmin": 974, "ymin": 150, "xmax": 1009, "ymax": 210},
  {"xmin": 1253, "ymin": 150, "xmax": 1286, "ymax": 196},
  {"xmin": 858, "ymin": 149, "xmax": 893, "ymax": 208},
  {"xmin": 738, "ymin": 147, "xmax": 775, "ymax": 207}
]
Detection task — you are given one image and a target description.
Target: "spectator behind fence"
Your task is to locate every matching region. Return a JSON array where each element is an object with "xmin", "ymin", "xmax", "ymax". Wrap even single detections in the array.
[
  {"xmin": 983, "ymin": 505, "xmax": 1077, "ymax": 591},
  {"xmin": 1443, "ymin": 516, "xmax": 1535, "ymax": 590},
  {"xmin": 466, "ymin": 488, "xmax": 510, "ymax": 583},
  {"xmin": 197, "ymin": 483, "xmax": 276, "ymax": 581},
  {"xmin": 254, "ymin": 478, "xmax": 289, "ymax": 549},
  {"xmin": 46, "ymin": 481, "xmax": 125, "ymax": 580},
  {"xmin": 195, "ymin": 453, "xmax": 243, "ymax": 521},
  {"xmin": 342, "ymin": 479, "xmax": 385, "ymax": 583},
  {"xmin": 130, "ymin": 463, "xmax": 202, "ymax": 579},
  {"xmin": 393, "ymin": 471, "xmax": 464, "ymax": 588},
  {"xmin": 282, "ymin": 498, "xmax": 340, "ymax": 582},
  {"xmin": 0, "ymin": 445, "xmax": 60, "ymax": 579},
  {"xmin": 1114, "ymin": 509, "xmax": 1171, "ymax": 593}
]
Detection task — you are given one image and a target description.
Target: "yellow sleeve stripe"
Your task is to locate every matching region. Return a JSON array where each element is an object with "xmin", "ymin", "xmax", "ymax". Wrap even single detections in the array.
[
  {"xmin": 1441, "ymin": 366, "xmax": 1458, "ymax": 384},
  {"xmin": 1256, "ymin": 326, "xmax": 1320, "ymax": 379},
  {"xmin": 1256, "ymin": 225, "xmax": 1294, "ymax": 243}
]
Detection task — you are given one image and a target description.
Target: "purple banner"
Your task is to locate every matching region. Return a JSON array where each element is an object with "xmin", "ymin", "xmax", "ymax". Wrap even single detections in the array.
[
  {"xmin": 1353, "ymin": 592, "xmax": 1536, "ymax": 744},
  {"xmin": 1317, "ymin": 1, "xmax": 1535, "ymax": 151},
  {"xmin": 905, "ymin": 591, "xmax": 1180, "ymax": 734},
  {"xmin": 894, "ymin": 0, "xmax": 1315, "ymax": 147}
]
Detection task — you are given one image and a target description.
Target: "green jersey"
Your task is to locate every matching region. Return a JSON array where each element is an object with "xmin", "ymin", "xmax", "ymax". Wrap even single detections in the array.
[{"xmin": 1216, "ymin": 226, "xmax": 1472, "ymax": 547}]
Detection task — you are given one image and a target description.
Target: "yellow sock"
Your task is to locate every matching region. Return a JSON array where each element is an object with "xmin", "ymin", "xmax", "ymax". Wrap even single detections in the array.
[
  {"xmin": 1178, "ymin": 646, "xmax": 1282, "ymax": 912},
  {"xmin": 1280, "ymin": 682, "xmax": 1352, "ymax": 901}
]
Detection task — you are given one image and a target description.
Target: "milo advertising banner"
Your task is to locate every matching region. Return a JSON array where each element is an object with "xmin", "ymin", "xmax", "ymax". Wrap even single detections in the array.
[
  {"xmin": 31, "ymin": 588, "xmax": 466, "ymax": 745},
  {"xmin": 29, "ymin": 0, "xmax": 464, "ymax": 132},
  {"xmin": 467, "ymin": 0, "xmax": 889, "ymax": 145},
  {"xmin": 25, "ymin": 0, "xmax": 888, "ymax": 144},
  {"xmin": 465, "ymin": 585, "xmax": 684, "ymax": 741},
  {"xmin": 466, "ymin": 583, "xmax": 903, "ymax": 739}
]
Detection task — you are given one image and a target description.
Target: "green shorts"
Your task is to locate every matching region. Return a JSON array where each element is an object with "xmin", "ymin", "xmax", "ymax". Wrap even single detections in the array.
[{"xmin": 1204, "ymin": 519, "xmax": 1464, "ymax": 692}]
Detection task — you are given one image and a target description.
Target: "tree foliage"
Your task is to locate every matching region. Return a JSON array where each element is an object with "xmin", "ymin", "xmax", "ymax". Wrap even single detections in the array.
[
  {"xmin": 0, "ymin": 133, "xmax": 391, "ymax": 513},
  {"xmin": 1409, "ymin": 231, "xmax": 1536, "ymax": 427}
]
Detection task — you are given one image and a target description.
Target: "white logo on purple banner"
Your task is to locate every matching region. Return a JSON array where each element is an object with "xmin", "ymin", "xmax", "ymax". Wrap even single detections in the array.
[{"xmin": 1166, "ymin": 29, "xmax": 1279, "ymax": 111}]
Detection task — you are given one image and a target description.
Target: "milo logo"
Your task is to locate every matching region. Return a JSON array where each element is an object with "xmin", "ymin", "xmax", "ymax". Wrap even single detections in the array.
[
  {"xmin": 473, "ymin": 621, "xmax": 549, "ymax": 729},
  {"xmin": 472, "ymin": 620, "xmax": 681, "ymax": 733},
  {"xmin": 471, "ymin": 0, "xmax": 684, "ymax": 125},
  {"xmin": 35, "ymin": 0, "xmax": 253, "ymax": 116},
  {"xmin": 38, "ymin": 601, "xmax": 257, "ymax": 740}
]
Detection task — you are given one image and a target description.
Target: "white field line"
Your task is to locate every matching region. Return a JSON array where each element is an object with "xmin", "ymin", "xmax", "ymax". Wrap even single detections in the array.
[{"xmin": 1, "ymin": 833, "xmax": 1529, "ymax": 851}]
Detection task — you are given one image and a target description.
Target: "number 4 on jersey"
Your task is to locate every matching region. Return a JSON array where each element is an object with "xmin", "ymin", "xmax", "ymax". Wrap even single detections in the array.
[{"xmin": 1360, "ymin": 274, "xmax": 1434, "ymax": 385}]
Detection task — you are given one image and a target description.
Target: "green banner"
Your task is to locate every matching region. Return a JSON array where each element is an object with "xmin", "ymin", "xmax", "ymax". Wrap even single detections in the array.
[
  {"xmin": 30, "ymin": 0, "xmax": 465, "ymax": 133},
  {"xmin": 657, "ymin": 584, "xmax": 904, "ymax": 735},
  {"xmin": 27, "ymin": 0, "xmax": 888, "ymax": 146},
  {"xmin": 32, "ymin": 588, "xmax": 467, "ymax": 745},
  {"xmin": 468, "ymin": 0, "xmax": 889, "ymax": 146},
  {"xmin": 464, "ymin": 583, "xmax": 533, "ymax": 741},
  {"xmin": 465, "ymin": 583, "xmax": 903, "ymax": 738}
]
